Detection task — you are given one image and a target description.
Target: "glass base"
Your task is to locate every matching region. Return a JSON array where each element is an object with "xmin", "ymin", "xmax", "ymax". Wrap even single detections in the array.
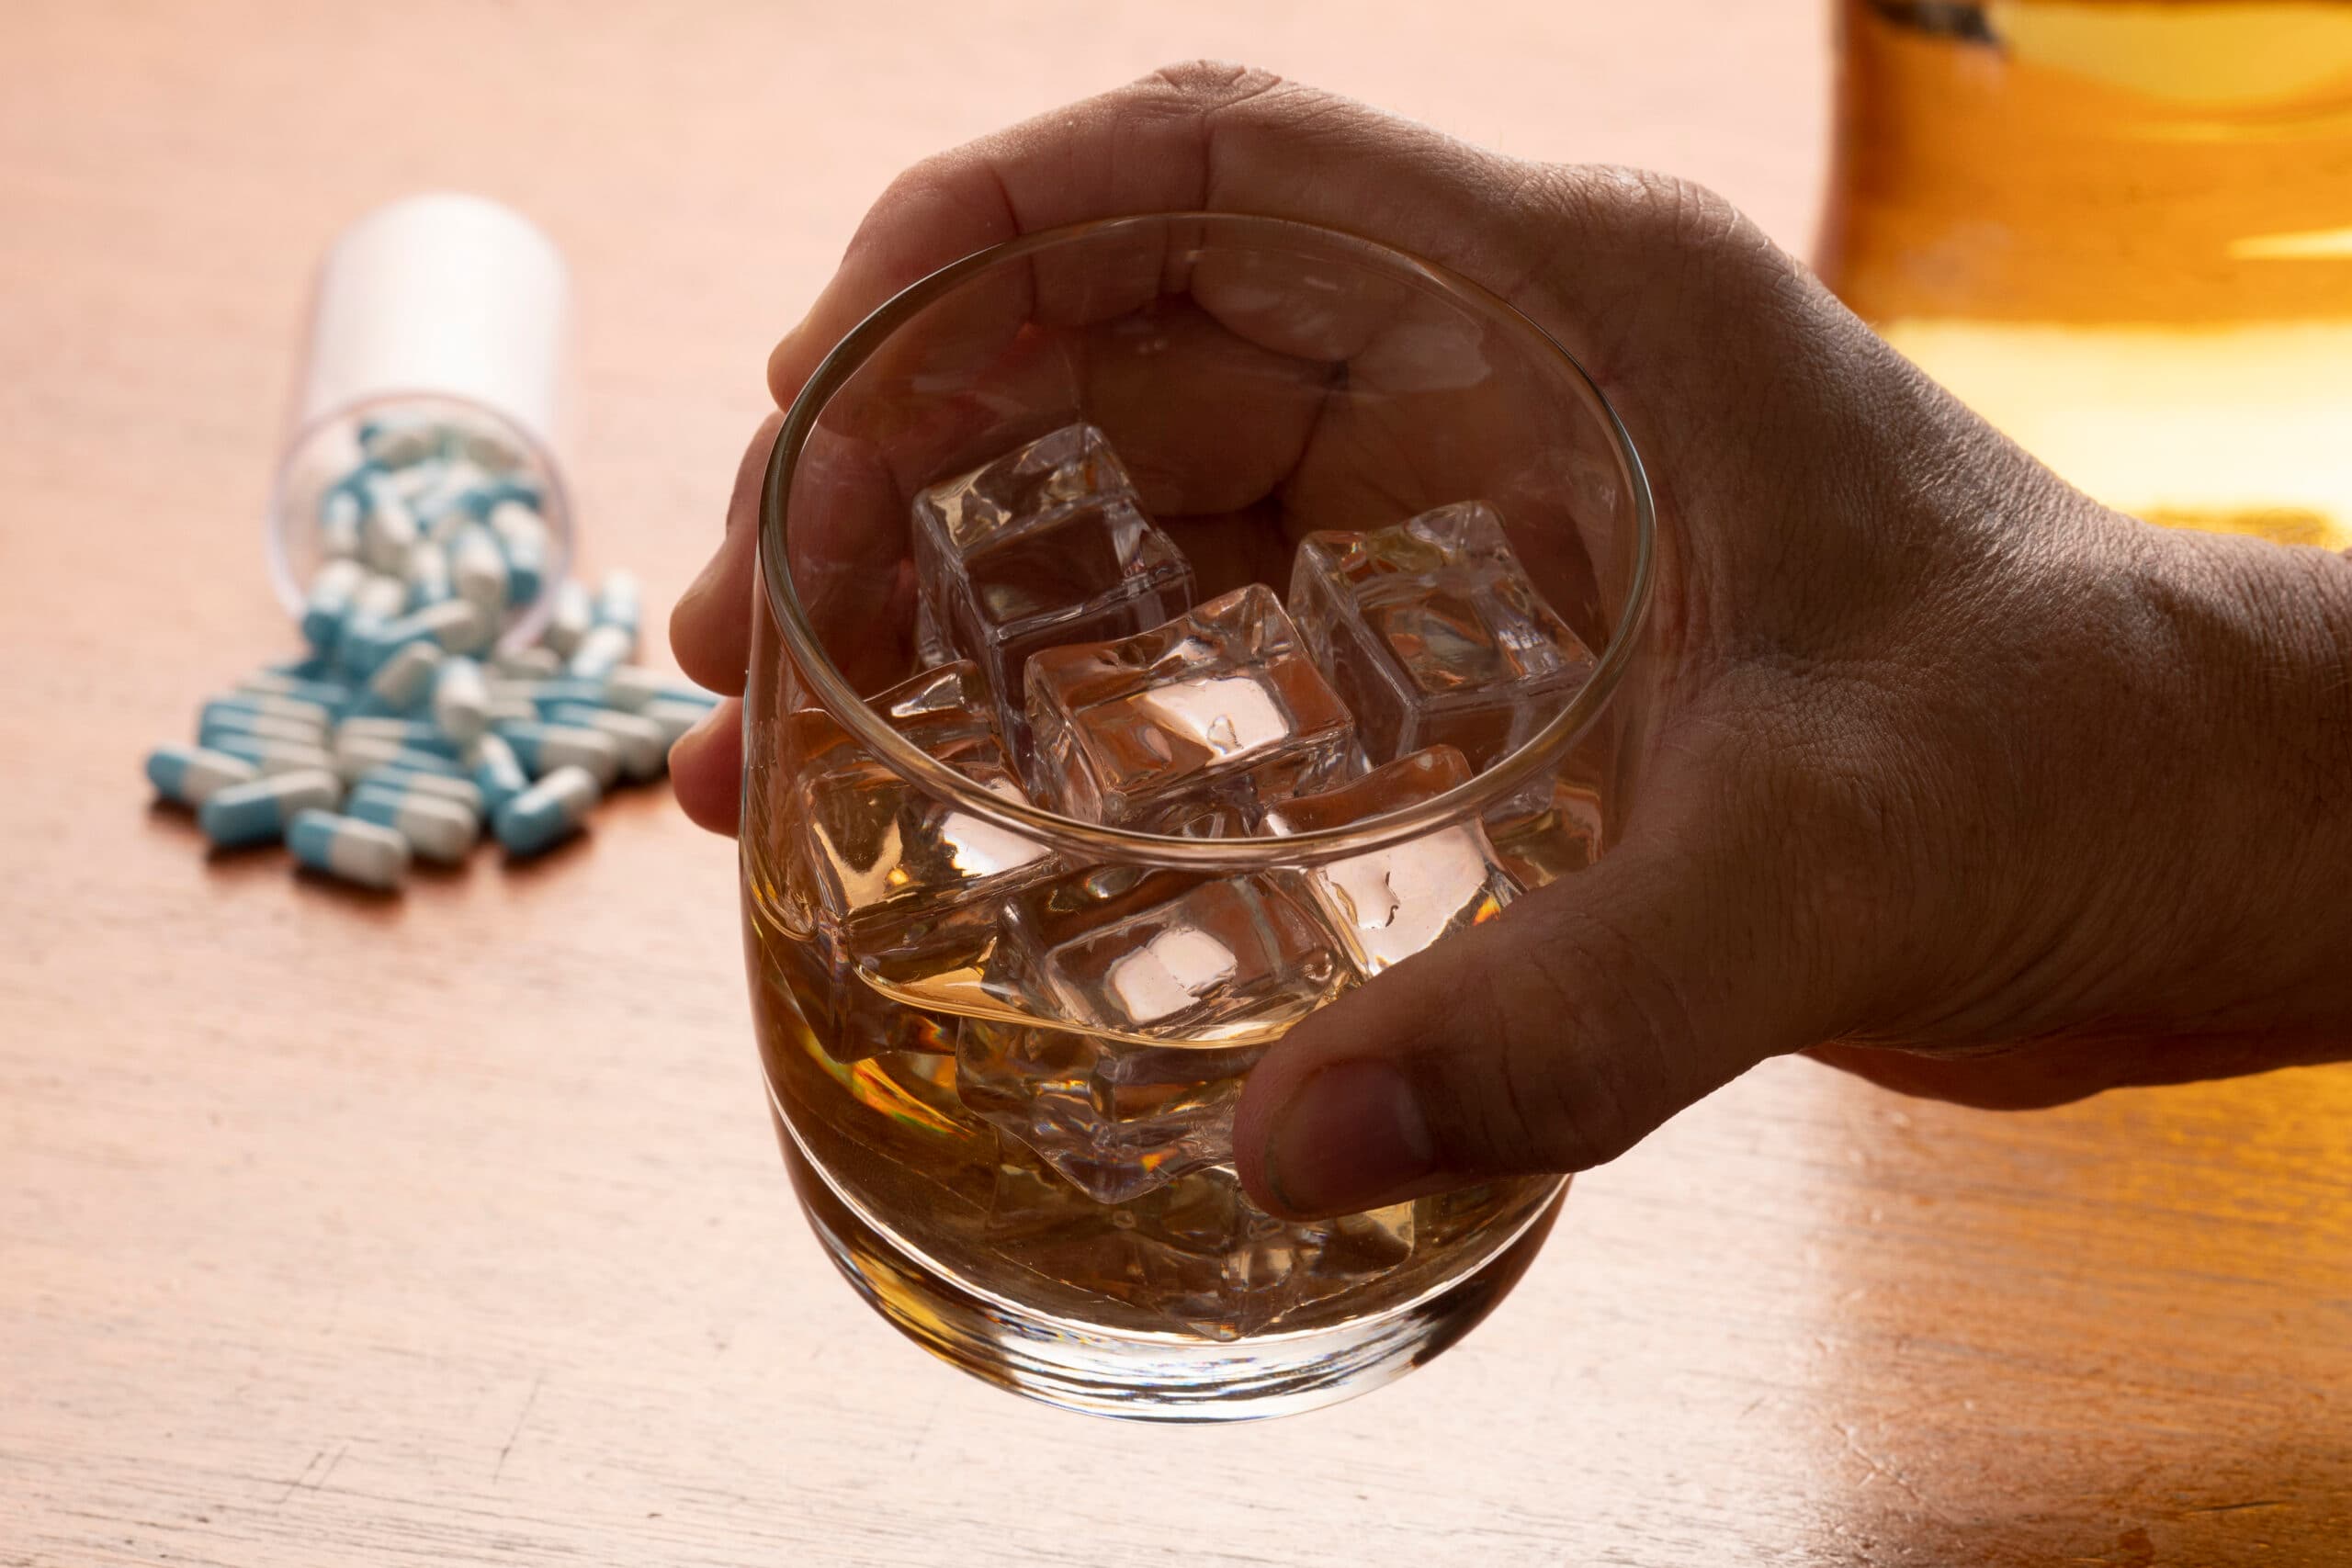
[{"xmin": 775, "ymin": 1112, "xmax": 1564, "ymax": 1423}]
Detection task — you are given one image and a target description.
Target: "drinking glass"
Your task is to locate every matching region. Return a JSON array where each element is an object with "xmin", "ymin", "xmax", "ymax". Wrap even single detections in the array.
[{"xmin": 742, "ymin": 213, "xmax": 1656, "ymax": 1420}]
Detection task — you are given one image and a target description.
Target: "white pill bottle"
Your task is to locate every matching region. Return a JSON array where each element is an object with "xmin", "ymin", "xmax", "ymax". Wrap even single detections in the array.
[{"xmin": 266, "ymin": 193, "xmax": 574, "ymax": 645}]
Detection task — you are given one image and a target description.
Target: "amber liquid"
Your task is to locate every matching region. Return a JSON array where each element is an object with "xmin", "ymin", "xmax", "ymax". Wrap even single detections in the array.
[
  {"xmin": 1821, "ymin": 0, "xmax": 2352, "ymax": 547},
  {"xmin": 743, "ymin": 874, "xmax": 1557, "ymax": 1345}
]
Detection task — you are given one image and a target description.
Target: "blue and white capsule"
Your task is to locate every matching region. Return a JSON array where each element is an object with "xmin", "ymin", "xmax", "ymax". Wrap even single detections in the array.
[
  {"xmin": 490, "ymin": 646, "xmax": 561, "ymax": 680},
  {"xmin": 238, "ymin": 671, "xmax": 355, "ymax": 711},
  {"xmin": 366, "ymin": 744, "xmax": 467, "ymax": 782},
  {"xmin": 352, "ymin": 765, "xmax": 486, "ymax": 817},
  {"xmin": 203, "ymin": 692, "xmax": 333, "ymax": 728},
  {"xmin": 419, "ymin": 597, "xmax": 493, "ymax": 654},
  {"xmin": 318, "ymin": 486, "xmax": 365, "ymax": 561},
  {"xmin": 602, "ymin": 666, "xmax": 719, "ymax": 713},
  {"xmin": 288, "ymin": 808, "xmax": 410, "ymax": 890},
  {"xmin": 494, "ymin": 720, "xmax": 622, "ymax": 789},
  {"xmin": 334, "ymin": 733, "xmax": 469, "ymax": 784},
  {"xmin": 202, "ymin": 694, "xmax": 328, "ymax": 736},
  {"xmin": 489, "ymin": 675, "xmax": 605, "ymax": 716},
  {"xmin": 347, "ymin": 784, "xmax": 480, "ymax": 863},
  {"xmin": 541, "ymin": 580, "xmax": 593, "ymax": 659},
  {"xmin": 408, "ymin": 460, "xmax": 491, "ymax": 541},
  {"xmin": 336, "ymin": 573, "xmax": 413, "ymax": 670},
  {"xmin": 636, "ymin": 698, "xmax": 713, "ymax": 748},
  {"xmin": 423, "ymin": 494, "xmax": 477, "ymax": 547},
  {"xmin": 357, "ymin": 639, "xmax": 444, "ymax": 716},
  {"xmin": 466, "ymin": 732, "xmax": 530, "ymax": 815},
  {"xmin": 451, "ymin": 525, "xmax": 509, "ymax": 616},
  {"xmin": 566, "ymin": 623, "xmax": 635, "ymax": 682},
  {"xmin": 353, "ymin": 571, "xmax": 410, "ymax": 620},
  {"xmin": 360, "ymin": 477, "xmax": 422, "ymax": 576},
  {"xmin": 200, "ymin": 710, "xmax": 326, "ymax": 750},
  {"xmin": 566, "ymin": 579, "xmax": 639, "ymax": 682},
  {"xmin": 429, "ymin": 656, "xmax": 490, "ymax": 746},
  {"xmin": 405, "ymin": 538, "xmax": 453, "ymax": 608},
  {"xmin": 594, "ymin": 570, "xmax": 639, "ymax": 633},
  {"xmin": 334, "ymin": 716, "xmax": 459, "ymax": 756},
  {"xmin": 359, "ymin": 419, "xmax": 443, "ymax": 469},
  {"xmin": 493, "ymin": 764, "xmax": 600, "ymax": 858},
  {"xmin": 266, "ymin": 653, "xmax": 338, "ymax": 682},
  {"xmin": 197, "ymin": 769, "xmax": 341, "ymax": 848},
  {"xmin": 471, "ymin": 468, "xmax": 542, "ymax": 508},
  {"xmin": 384, "ymin": 599, "xmax": 492, "ymax": 663},
  {"xmin": 487, "ymin": 501, "xmax": 548, "ymax": 607},
  {"xmin": 546, "ymin": 703, "xmax": 666, "ymax": 782},
  {"xmin": 346, "ymin": 606, "xmax": 475, "ymax": 679},
  {"xmin": 300, "ymin": 559, "xmax": 367, "ymax": 651},
  {"xmin": 146, "ymin": 744, "xmax": 258, "ymax": 807},
  {"xmin": 207, "ymin": 733, "xmax": 339, "ymax": 777}
]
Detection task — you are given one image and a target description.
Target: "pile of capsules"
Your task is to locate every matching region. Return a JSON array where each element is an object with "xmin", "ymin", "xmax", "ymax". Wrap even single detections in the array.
[{"xmin": 143, "ymin": 416, "xmax": 718, "ymax": 892}]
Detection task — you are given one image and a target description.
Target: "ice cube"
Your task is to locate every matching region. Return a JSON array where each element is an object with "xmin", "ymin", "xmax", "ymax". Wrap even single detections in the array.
[
  {"xmin": 995, "ymin": 863, "xmax": 1352, "ymax": 1042},
  {"xmin": 1262, "ymin": 745, "xmax": 1520, "ymax": 976},
  {"xmin": 956, "ymin": 1018, "xmax": 1258, "ymax": 1203},
  {"xmin": 910, "ymin": 423, "xmax": 1193, "ymax": 745},
  {"xmin": 949, "ymin": 862, "xmax": 1351, "ymax": 1203},
  {"xmin": 981, "ymin": 1148, "xmax": 1416, "ymax": 1339},
  {"xmin": 786, "ymin": 661, "xmax": 1056, "ymax": 1060},
  {"xmin": 1288, "ymin": 502, "xmax": 1594, "ymax": 769},
  {"xmin": 1024, "ymin": 584, "xmax": 1357, "ymax": 831}
]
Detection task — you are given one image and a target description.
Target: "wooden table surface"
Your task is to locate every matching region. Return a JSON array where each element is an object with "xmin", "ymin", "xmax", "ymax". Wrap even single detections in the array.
[{"xmin": 5, "ymin": 4, "xmax": 2347, "ymax": 1563}]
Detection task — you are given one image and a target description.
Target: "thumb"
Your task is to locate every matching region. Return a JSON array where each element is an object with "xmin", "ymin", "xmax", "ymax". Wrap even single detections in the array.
[{"xmin": 1233, "ymin": 820, "xmax": 1843, "ymax": 1218}]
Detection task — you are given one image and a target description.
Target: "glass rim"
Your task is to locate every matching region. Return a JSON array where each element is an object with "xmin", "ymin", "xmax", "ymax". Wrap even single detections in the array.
[{"xmin": 759, "ymin": 211, "xmax": 1656, "ymax": 869}]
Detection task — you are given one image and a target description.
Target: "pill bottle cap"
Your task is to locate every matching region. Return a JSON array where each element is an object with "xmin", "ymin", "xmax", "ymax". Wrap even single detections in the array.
[{"xmin": 297, "ymin": 192, "xmax": 568, "ymax": 446}]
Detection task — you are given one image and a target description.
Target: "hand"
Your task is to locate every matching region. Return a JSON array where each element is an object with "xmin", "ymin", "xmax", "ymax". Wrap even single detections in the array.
[{"xmin": 670, "ymin": 63, "xmax": 2352, "ymax": 1219}]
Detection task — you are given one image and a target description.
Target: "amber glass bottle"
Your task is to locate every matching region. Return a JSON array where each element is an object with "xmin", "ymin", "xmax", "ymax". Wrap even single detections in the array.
[{"xmin": 1821, "ymin": 0, "xmax": 2352, "ymax": 547}]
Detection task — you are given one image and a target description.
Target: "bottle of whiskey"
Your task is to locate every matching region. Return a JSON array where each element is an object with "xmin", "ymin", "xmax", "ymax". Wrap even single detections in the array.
[{"xmin": 1820, "ymin": 0, "xmax": 2352, "ymax": 548}]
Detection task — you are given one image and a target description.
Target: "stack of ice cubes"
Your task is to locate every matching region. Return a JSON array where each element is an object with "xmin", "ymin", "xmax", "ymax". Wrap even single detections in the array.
[{"xmin": 786, "ymin": 422, "xmax": 1594, "ymax": 1264}]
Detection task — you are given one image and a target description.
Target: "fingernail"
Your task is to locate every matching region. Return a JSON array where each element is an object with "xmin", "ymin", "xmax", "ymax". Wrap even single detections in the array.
[{"xmin": 1262, "ymin": 1060, "xmax": 1436, "ymax": 1215}]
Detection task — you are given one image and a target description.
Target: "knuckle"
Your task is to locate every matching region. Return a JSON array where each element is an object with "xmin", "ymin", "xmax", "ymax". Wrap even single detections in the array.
[
  {"xmin": 851, "ymin": 162, "xmax": 951, "ymax": 253},
  {"xmin": 1547, "ymin": 166, "xmax": 1785, "ymax": 304},
  {"xmin": 1501, "ymin": 159, "xmax": 1592, "ymax": 226},
  {"xmin": 1143, "ymin": 58, "xmax": 1283, "ymax": 108},
  {"xmin": 1598, "ymin": 168, "xmax": 1750, "ymax": 256},
  {"xmin": 1499, "ymin": 164, "xmax": 1795, "ymax": 357},
  {"xmin": 865, "ymin": 152, "xmax": 975, "ymax": 227},
  {"xmin": 1141, "ymin": 60, "xmax": 1300, "ymax": 152}
]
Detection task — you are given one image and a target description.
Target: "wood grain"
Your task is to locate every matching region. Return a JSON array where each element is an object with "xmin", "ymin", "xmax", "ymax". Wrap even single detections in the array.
[{"xmin": 2, "ymin": 3, "xmax": 2346, "ymax": 1564}]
